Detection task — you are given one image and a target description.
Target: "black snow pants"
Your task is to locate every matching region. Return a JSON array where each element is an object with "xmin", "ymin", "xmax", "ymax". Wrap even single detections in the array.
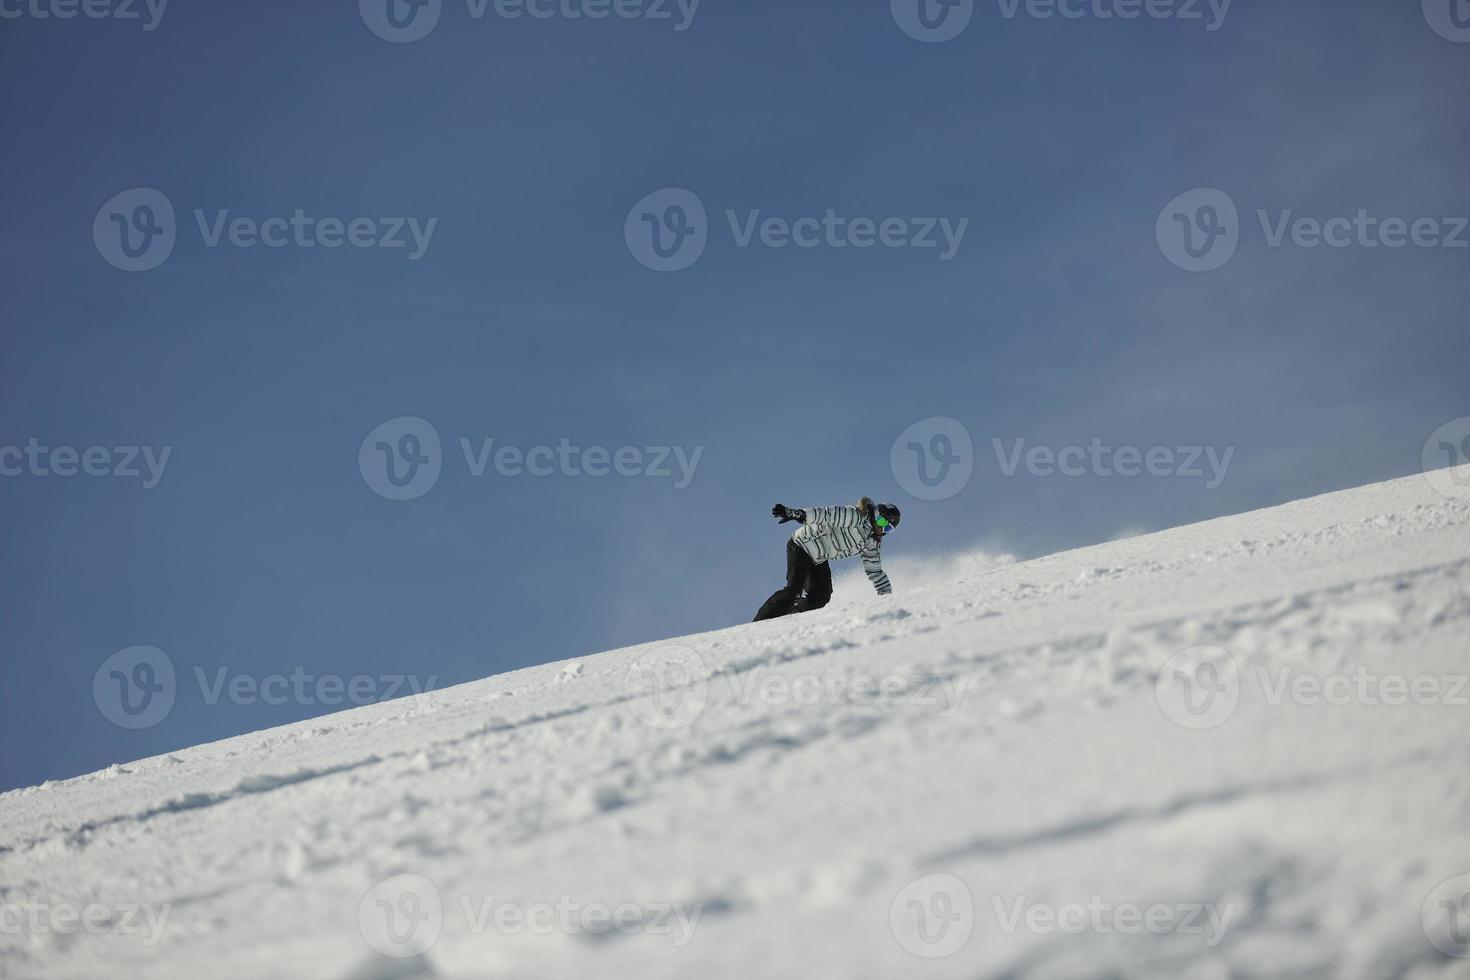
[{"xmin": 753, "ymin": 538, "xmax": 833, "ymax": 621}]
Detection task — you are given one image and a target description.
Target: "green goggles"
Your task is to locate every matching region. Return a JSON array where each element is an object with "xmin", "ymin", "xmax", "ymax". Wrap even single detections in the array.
[{"xmin": 875, "ymin": 514, "xmax": 896, "ymax": 533}]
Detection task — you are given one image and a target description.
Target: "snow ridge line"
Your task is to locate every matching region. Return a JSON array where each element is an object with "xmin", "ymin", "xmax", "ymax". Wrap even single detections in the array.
[
  {"xmin": 7, "ymin": 554, "xmax": 1463, "ymax": 861},
  {"xmin": 0, "ymin": 756, "xmax": 381, "ymax": 856},
  {"xmin": 918, "ymin": 746, "xmax": 1442, "ymax": 866},
  {"xmin": 929, "ymin": 552, "xmax": 1470, "ymax": 669}
]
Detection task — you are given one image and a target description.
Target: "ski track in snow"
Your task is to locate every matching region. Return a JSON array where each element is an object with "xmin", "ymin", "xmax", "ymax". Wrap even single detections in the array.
[{"xmin": 3, "ymin": 469, "xmax": 1470, "ymax": 979}]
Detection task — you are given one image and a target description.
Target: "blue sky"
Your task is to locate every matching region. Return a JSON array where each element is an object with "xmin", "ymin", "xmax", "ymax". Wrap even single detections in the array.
[{"xmin": 1, "ymin": 0, "xmax": 1466, "ymax": 791}]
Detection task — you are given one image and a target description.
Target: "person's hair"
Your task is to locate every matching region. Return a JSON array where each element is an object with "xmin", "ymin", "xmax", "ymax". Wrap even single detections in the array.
[{"xmin": 856, "ymin": 496, "xmax": 882, "ymax": 537}]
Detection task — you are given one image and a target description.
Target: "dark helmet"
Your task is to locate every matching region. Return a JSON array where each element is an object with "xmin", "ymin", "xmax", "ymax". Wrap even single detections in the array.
[{"xmin": 875, "ymin": 502, "xmax": 902, "ymax": 532}]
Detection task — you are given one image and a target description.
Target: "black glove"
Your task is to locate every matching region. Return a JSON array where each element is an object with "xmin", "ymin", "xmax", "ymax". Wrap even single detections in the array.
[{"xmin": 772, "ymin": 504, "xmax": 805, "ymax": 524}]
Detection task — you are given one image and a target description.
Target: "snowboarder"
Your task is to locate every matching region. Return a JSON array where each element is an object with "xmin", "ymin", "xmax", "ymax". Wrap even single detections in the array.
[{"xmin": 753, "ymin": 497, "xmax": 900, "ymax": 621}]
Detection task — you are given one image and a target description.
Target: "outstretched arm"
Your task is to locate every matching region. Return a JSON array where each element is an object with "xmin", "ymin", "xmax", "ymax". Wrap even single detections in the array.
[
  {"xmin": 862, "ymin": 545, "xmax": 892, "ymax": 596},
  {"xmin": 772, "ymin": 504, "xmax": 806, "ymax": 524},
  {"xmin": 799, "ymin": 505, "xmax": 867, "ymax": 529}
]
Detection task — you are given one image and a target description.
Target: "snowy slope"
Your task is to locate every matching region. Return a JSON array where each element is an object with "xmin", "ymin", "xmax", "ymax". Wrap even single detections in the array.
[{"xmin": 4, "ymin": 469, "xmax": 1470, "ymax": 980}]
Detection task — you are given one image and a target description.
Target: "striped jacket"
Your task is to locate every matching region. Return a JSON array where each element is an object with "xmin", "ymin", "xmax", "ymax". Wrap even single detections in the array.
[{"xmin": 792, "ymin": 505, "xmax": 892, "ymax": 595}]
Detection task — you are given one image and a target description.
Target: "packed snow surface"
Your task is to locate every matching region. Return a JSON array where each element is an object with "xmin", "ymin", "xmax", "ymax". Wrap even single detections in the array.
[{"xmin": 4, "ymin": 469, "xmax": 1470, "ymax": 979}]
